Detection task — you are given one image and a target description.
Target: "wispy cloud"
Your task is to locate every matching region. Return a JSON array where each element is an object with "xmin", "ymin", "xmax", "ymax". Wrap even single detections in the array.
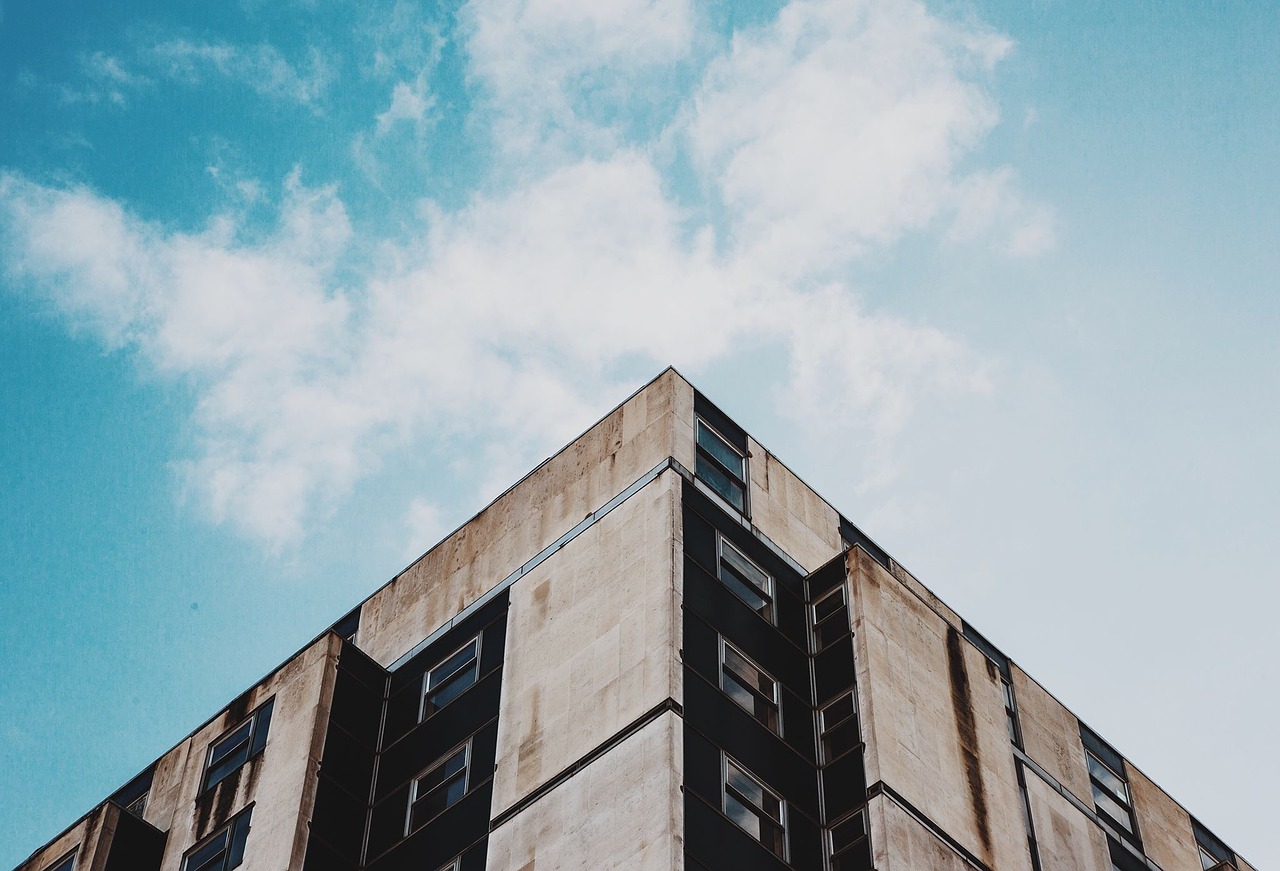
[
  {"xmin": 0, "ymin": 0, "xmax": 1043, "ymax": 550},
  {"xmin": 150, "ymin": 39, "xmax": 335, "ymax": 108},
  {"xmin": 50, "ymin": 51, "xmax": 151, "ymax": 107}
]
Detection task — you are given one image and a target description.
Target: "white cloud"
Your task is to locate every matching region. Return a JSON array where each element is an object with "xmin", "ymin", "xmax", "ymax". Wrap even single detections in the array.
[
  {"xmin": 151, "ymin": 39, "xmax": 334, "ymax": 108},
  {"xmin": 376, "ymin": 77, "xmax": 435, "ymax": 135},
  {"xmin": 948, "ymin": 168, "xmax": 1056, "ymax": 257},
  {"xmin": 461, "ymin": 0, "xmax": 696, "ymax": 159},
  {"xmin": 687, "ymin": 0, "xmax": 1017, "ymax": 278},
  {"xmin": 0, "ymin": 0, "xmax": 1045, "ymax": 550}
]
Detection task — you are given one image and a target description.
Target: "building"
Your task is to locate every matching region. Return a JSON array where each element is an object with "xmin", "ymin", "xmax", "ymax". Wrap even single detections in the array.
[{"xmin": 15, "ymin": 369, "xmax": 1255, "ymax": 871}]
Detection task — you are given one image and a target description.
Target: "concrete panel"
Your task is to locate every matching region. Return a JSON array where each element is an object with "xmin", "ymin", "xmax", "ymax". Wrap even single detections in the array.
[
  {"xmin": 360, "ymin": 369, "xmax": 694, "ymax": 668},
  {"xmin": 146, "ymin": 634, "xmax": 338, "ymax": 871},
  {"xmin": 1024, "ymin": 770, "xmax": 1112, "ymax": 871},
  {"xmin": 868, "ymin": 794, "xmax": 978, "ymax": 871},
  {"xmin": 491, "ymin": 470, "xmax": 681, "ymax": 815},
  {"xmin": 745, "ymin": 441, "xmax": 841, "ymax": 572},
  {"xmin": 850, "ymin": 548, "xmax": 1032, "ymax": 871},
  {"xmin": 1010, "ymin": 667, "xmax": 1092, "ymax": 806},
  {"xmin": 1126, "ymin": 765, "xmax": 1199, "ymax": 871},
  {"xmin": 888, "ymin": 560, "xmax": 962, "ymax": 629},
  {"xmin": 486, "ymin": 712, "xmax": 682, "ymax": 871}
]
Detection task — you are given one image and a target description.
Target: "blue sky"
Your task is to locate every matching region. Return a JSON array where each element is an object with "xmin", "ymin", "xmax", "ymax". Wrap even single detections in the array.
[{"xmin": 1, "ymin": 0, "xmax": 1277, "ymax": 866}]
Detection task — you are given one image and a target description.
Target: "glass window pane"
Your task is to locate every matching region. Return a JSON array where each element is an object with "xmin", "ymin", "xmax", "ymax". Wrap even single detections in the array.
[
  {"xmin": 204, "ymin": 744, "xmax": 251, "ymax": 791},
  {"xmin": 814, "ymin": 610, "xmax": 850, "ymax": 649},
  {"xmin": 814, "ymin": 589, "xmax": 845, "ymax": 621},
  {"xmin": 726, "ymin": 766, "xmax": 764, "ymax": 809},
  {"xmin": 721, "ymin": 542, "xmax": 769, "ymax": 591},
  {"xmin": 697, "ymin": 455, "xmax": 746, "ymax": 510},
  {"xmin": 208, "ymin": 721, "xmax": 252, "ymax": 768},
  {"xmin": 426, "ymin": 662, "xmax": 479, "ymax": 712},
  {"xmin": 186, "ymin": 830, "xmax": 230, "ymax": 871},
  {"xmin": 697, "ymin": 422, "xmax": 744, "ymax": 479},
  {"xmin": 822, "ymin": 716, "xmax": 861, "ymax": 762},
  {"xmin": 830, "ymin": 812, "xmax": 867, "ymax": 852},
  {"xmin": 723, "ymin": 646, "xmax": 773, "ymax": 696},
  {"xmin": 719, "ymin": 571, "xmax": 771, "ymax": 617},
  {"xmin": 417, "ymin": 749, "xmax": 467, "ymax": 792},
  {"xmin": 822, "ymin": 694, "xmax": 856, "ymax": 730},
  {"xmin": 249, "ymin": 701, "xmax": 273, "ymax": 756},
  {"xmin": 725, "ymin": 792, "xmax": 761, "ymax": 840},
  {"xmin": 1088, "ymin": 753, "xmax": 1130, "ymax": 803},
  {"xmin": 1092, "ymin": 783, "xmax": 1135, "ymax": 834},
  {"xmin": 429, "ymin": 641, "xmax": 478, "ymax": 689}
]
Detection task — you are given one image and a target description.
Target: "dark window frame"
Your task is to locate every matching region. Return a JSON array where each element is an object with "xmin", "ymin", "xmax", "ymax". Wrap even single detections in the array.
[
  {"xmin": 1086, "ymin": 748, "xmax": 1139, "ymax": 841},
  {"xmin": 811, "ymin": 584, "xmax": 850, "ymax": 652},
  {"xmin": 718, "ymin": 635, "xmax": 782, "ymax": 735},
  {"xmin": 405, "ymin": 740, "xmax": 472, "ymax": 835},
  {"xmin": 419, "ymin": 634, "xmax": 482, "ymax": 722},
  {"xmin": 818, "ymin": 691, "xmax": 861, "ymax": 764},
  {"xmin": 716, "ymin": 533, "xmax": 775, "ymax": 623},
  {"xmin": 827, "ymin": 809, "xmax": 871, "ymax": 871},
  {"xmin": 182, "ymin": 806, "xmax": 252, "ymax": 871},
  {"xmin": 43, "ymin": 850, "xmax": 77, "ymax": 871},
  {"xmin": 202, "ymin": 699, "xmax": 274, "ymax": 793},
  {"xmin": 721, "ymin": 754, "xmax": 788, "ymax": 861},
  {"xmin": 696, "ymin": 419, "xmax": 749, "ymax": 514}
]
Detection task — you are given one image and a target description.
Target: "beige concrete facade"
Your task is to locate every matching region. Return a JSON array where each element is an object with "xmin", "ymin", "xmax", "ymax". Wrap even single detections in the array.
[
  {"xmin": 359, "ymin": 369, "xmax": 694, "ymax": 669},
  {"xmin": 1023, "ymin": 774, "xmax": 1111, "ymax": 871},
  {"xmin": 492, "ymin": 469, "xmax": 682, "ymax": 815},
  {"xmin": 16, "ymin": 368, "xmax": 1257, "ymax": 871},
  {"xmin": 849, "ymin": 547, "xmax": 1032, "ymax": 871},
  {"xmin": 486, "ymin": 713, "xmax": 683, "ymax": 871}
]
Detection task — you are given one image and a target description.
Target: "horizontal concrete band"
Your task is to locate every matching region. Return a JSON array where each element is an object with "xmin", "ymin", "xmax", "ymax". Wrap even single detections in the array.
[
  {"xmin": 389, "ymin": 456, "xmax": 807, "ymax": 672},
  {"xmin": 1013, "ymin": 747, "xmax": 1165, "ymax": 871},
  {"xmin": 488, "ymin": 697, "xmax": 683, "ymax": 831}
]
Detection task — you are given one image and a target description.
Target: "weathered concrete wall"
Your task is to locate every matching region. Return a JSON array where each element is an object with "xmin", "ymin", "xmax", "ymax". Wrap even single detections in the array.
[
  {"xmin": 1023, "ymin": 773, "xmax": 1111, "ymax": 871},
  {"xmin": 360, "ymin": 369, "xmax": 695, "ymax": 668},
  {"xmin": 888, "ymin": 560, "xmax": 962, "ymax": 629},
  {"xmin": 867, "ymin": 794, "xmax": 979, "ymax": 871},
  {"xmin": 486, "ymin": 712, "xmax": 682, "ymax": 871},
  {"xmin": 1127, "ymin": 764, "xmax": 1200, "ymax": 871},
  {"xmin": 491, "ymin": 470, "xmax": 681, "ymax": 816},
  {"xmin": 744, "ymin": 441, "xmax": 842, "ymax": 572},
  {"xmin": 1011, "ymin": 667, "xmax": 1091, "ymax": 806},
  {"xmin": 148, "ymin": 633, "xmax": 337, "ymax": 871},
  {"xmin": 850, "ymin": 547, "xmax": 1032, "ymax": 871}
]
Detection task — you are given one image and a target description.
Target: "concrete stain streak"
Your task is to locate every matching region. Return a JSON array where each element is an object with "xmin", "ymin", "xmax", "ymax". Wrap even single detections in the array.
[{"xmin": 946, "ymin": 625, "xmax": 993, "ymax": 859}]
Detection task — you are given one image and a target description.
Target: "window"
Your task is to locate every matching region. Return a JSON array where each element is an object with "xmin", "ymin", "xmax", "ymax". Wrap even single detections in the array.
[
  {"xmin": 44, "ymin": 851, "xmax": 76, "ymax": 871},
  {"xmin": 1107, "ymin": 835, "xmax": 1145, "ymax": 871},
  {"xmin": 696, "ymin": 420, "xmax": 747, "ymax": 512},
  {"xmin": 719, "ymin": 638, "xmax": 780, "ymax": 733},
  {"xmin": 812, "ymin": 585, "xmax": 850, "ymax": 651},
  {"xmin": 819, "ymin": 692, "xmax": 860, "ymax": 763},
  {"xmin": 827, "ymin": 810, "xmax": 872, "ymax": 871},
  {"xmin": 203, "ymin": 699, "xmax": 274, "ymax": 792},
  {"xmin": 124, "ymin": 791, "xmax": 148, "ymax": 817},
  {"xmin": 1193, "ymin": 819, "xmax": 1235, "ymax": 870},
  {"xmin": 717, "ymin": 536, "xmax": 774, "ymax": 622},
  {"xmin": 407, "ymin": 743, "xmax": 470, "ymax": 834},
  {"xmin": 1001, "ymin": 677, "xmax": 1022, "ymax": 747},
  {"xmin": 1081, "ymin": 726, "xmax": 1139, "ymax": 844},
  {"xmin": 183, "ymin": 809, "xmax": 251, "ymax": 871},
  {"xmin": 722, "ymin": 756, "xmax": 787, "ymax": 860},
  {"xmin": 420, "ymin": 636, "xmax": 481, "ymax": 720}
]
